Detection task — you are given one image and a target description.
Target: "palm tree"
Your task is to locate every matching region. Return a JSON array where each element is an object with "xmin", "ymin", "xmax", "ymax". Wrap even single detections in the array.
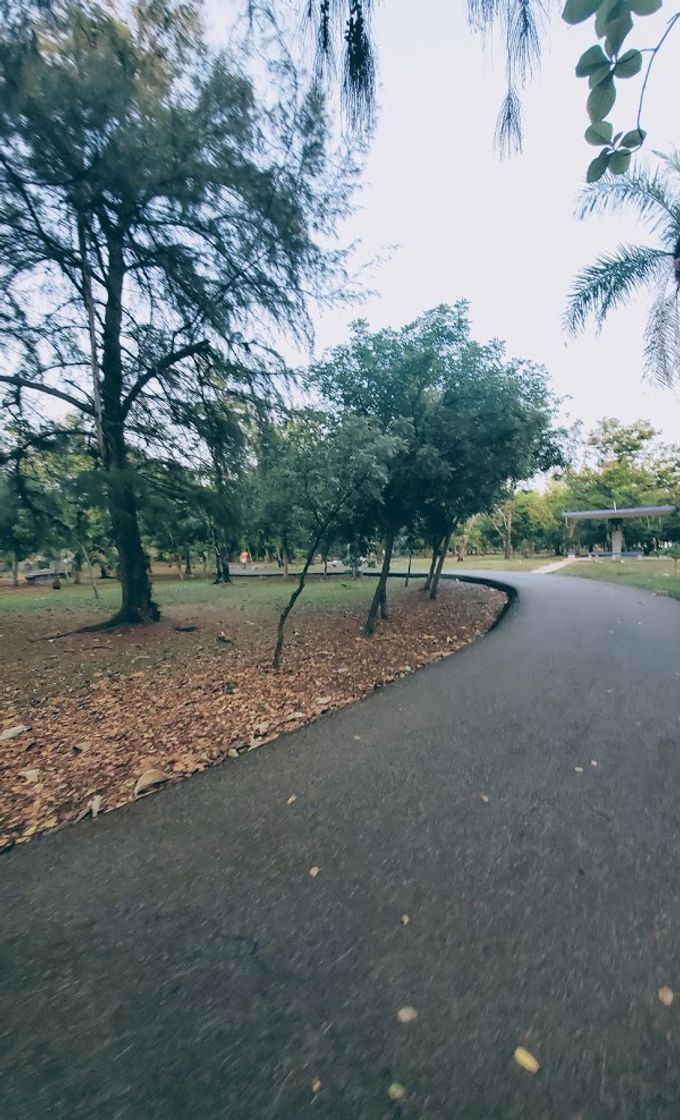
[{"xmin": 566, "ymin": 152, "xmax": 680, "ymax": 388}]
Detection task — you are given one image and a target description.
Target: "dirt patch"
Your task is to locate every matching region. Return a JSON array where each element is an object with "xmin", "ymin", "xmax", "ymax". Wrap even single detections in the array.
[{"xmin": 0, "ymin": 580, "xmax": 505, "ymax": 850}]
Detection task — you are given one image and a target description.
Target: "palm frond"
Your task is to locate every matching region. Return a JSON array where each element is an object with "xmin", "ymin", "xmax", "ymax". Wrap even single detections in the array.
[
  {"xmin": 644, "ymin": 285, "xmax": 680, "ymax": 388},
  {"xmin": 565, "ymin": 244, "xmax": 672, "ymax": 335},
  {"xmin": 575, "ymin": 169, "xmax": 680, "ymax": 244}
]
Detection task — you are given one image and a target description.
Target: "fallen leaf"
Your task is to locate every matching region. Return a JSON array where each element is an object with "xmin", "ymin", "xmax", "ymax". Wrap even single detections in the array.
[
  {"xmin": 133, "ymin": 768, "xmax": 171, "ymax": 797},
  {"xmin": 286, "ymin": 795, "xmax": 297, "ymax": 805},
  {"xmin": 90, "ymin": 794, "xmax": 103, "ymax": 820},
  {"xmin": 227, "ymin": 748, "xmax": 239, "ymax": 759},
  {"xmin": 309, "ymin": 865, "xmax": 320, "ymax": 878},
  {"xmin": 387, "ymin": 1083, "xmax": 407, "ymax": 1101},
  {"xmin": 658, "ymin": 986, "xmax": 674, "ymax": 1006},
  {"xmin": 311, "ymin": 1078, "xmax": 322, "ymax": 1094},
  {"xmin": 396, "ymin": 1006, "xmax": 418, "ymax": 1024},
  {"xmin": 400, "ymin": 913, "xmax": 411, "ymax": 926},
  {"xmin": 574, "ymin": 767, "xmax": 584, "ymax": 774},
  {"xmin": 18, "ymin": 768, "xmax": 40, "ymax": 783},
  {"xmin": 480, "ymin": 794, "xmax": 490, "ymax": 803},
  {"xmin": 590, "ymin": 760, "xmax": 598, "ymax": 767},
  {"xmin": 1, "ymin": 725, "xmax": 31, "ymax": 742},
  {"xmin": 513, "ymin": 1047, "xmax": 540, "ymax": 1074}
]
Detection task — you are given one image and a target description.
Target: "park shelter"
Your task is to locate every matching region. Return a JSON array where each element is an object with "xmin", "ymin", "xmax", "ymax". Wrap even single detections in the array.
[{"xmin": 562, "ymin": 505, "xmax": 676, "ymax": 556}]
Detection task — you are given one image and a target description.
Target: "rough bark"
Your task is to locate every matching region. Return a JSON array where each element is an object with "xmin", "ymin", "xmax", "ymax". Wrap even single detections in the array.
[
  {"xmin": 184, "ymin": 547, "xmax": 192, "ymax": 577},
  {"xmin": 12, "ymin": 551, "xmax": 18, "ymax": 587},
  {"xmin": 283, "ymin": 548, "xmax": 289, "ymax": 579},
  {"xmin": 364, "ymin": 530, "xmax": 394, "ymax": 637}
]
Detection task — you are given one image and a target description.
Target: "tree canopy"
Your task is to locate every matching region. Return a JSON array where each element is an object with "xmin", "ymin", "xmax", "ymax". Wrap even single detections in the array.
[{"xmin": 0, "ymin": 0, "xmax": 358, "ymax": 621}]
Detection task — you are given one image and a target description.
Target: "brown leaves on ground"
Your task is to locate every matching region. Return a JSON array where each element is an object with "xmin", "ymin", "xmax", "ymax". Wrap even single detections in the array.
[{"xmin": 0, "ymin": 581, "xmax": 504, "ymax": 850}]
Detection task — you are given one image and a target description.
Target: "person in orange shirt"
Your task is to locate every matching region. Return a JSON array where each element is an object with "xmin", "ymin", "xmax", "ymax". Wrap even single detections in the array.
[{"xmin": 239, "ymin": 550, "xmax": 249, "ymax": 569}]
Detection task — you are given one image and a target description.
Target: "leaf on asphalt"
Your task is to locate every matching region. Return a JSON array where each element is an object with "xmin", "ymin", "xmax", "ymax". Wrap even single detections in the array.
[
  {"xmin": 513, "ymin": 1047, "xmax": 540, "ymax": 1074},
  {"xmin": 658, "ymin": 986, "xmax": 674, "ymax": 1006},
  {"xmin": 309, "ymin": 865, "xmax": 320, "ymax": 878},
  {"xmin": 590, "ymin": 760, "xmax": 598, "ymax": 767},
  {"xmin": 480, "ymin": 793, "xmax": 490, "ymax": 803},
  {"xmin": 387, "ymin": 1082, "xmax": 407, "ymax": 1101},
  {"xmin": 311, "ymin": 1078, "xmax": 322, "ymax": 1093},
  {"xmin": 574, "ymin": 766, "xmax": 584, "ymax": 773},
  {"xmin": 396, "ymin": 1006, "xmax": 419, "ymax": 1024},
  {"xmin": 286, "ymin": 794, "xmax": 297, "ymax": 805},
  {"xmin": 90, "ymin": 794, "xmax": 103, "ymax": 819},
  {"xmin": 133, "ymin": 768, "xmax": 171, "ymax": 797},
  {"xmin": 227, "ymin": 748, "xmax": 239, "ymax": 759},
  {"xmin": 400, "ymin": 913, "xmax": 411, "ymax": 925}
]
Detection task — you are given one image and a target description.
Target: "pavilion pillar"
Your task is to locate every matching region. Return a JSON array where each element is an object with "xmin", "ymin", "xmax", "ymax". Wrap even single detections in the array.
[{"xmin": 611, "ymin": 521, "xmax": 623, "ymax": 557}]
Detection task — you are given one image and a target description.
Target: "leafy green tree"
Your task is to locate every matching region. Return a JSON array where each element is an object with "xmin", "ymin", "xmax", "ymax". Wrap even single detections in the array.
[
  {"xmin": 0, "ymin": 0, "xmax": 357, "ymax": 622},
  {"xmin": 565, "ymin": 154, "xmax": 680, "ymax": 387},
  {"xmin": 312, "ymin": 304, "xmax": 564, "ymax": 621}
]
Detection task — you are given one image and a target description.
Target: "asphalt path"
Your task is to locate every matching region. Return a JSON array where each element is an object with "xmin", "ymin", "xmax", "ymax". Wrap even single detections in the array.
[{"xmin": 2, "ymin": 572, "xmax": 680, "ymax": 1120}]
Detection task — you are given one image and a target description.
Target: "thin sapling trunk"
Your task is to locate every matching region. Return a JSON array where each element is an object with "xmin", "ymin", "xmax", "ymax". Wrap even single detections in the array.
[
  {"xmin": 364, "ymin": 530, "xmax": 394, "ymax": 637},
  {"xmin": 272, "ymin": 534, "xmax": 322, "ymax": 670}
]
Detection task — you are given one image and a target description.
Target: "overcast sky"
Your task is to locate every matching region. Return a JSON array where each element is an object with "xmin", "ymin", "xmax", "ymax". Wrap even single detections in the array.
[{"xmin": 212, "ymin": 0, "xmax": 680, "ymax": 443}]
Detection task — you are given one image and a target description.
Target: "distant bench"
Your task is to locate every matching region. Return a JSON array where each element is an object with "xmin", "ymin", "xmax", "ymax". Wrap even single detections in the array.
[{"xmin": 24, "ymin": 569, "xmax": 67, "ymax": 584}]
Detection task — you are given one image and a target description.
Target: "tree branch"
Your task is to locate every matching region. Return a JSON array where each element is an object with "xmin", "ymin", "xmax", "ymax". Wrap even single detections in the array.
[
  {"xmin": 0, "ymin": 374, "xmax": 94, "ymax": 416},
  {"xmin": 121, "ymin": 339, "xmax": 211, "ymax": 416}
]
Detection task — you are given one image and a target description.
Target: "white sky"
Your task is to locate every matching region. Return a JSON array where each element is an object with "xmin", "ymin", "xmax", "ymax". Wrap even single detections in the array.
[{"xmin": 210, "ymin": 0, "xmax": 680, "ymax": 442}]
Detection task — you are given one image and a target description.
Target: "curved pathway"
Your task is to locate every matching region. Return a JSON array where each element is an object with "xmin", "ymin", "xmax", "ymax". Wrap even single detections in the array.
[{"xmin": 2, "ymin": 574, "xmax": 680, "ymax": 1119}]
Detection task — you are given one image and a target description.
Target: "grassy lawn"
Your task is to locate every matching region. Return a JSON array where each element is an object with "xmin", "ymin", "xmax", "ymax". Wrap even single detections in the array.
[
  {"xmin": 0, "ymin": 573, "xmax": 378, "ymax": 616},
  {"xmin": 392, "ymin": 554, "xmax": 553, "ymax": 573},
  {"xmin": 558, "ymin": 557, "xmax": 680, "ymax": 601},
  {"xmin": 0, "ymin": 557, "xmax": 551, "ymax": 616}
]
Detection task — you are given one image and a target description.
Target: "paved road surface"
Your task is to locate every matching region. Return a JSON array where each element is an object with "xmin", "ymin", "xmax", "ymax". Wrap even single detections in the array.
[{"xmin": 2, "ymin": 574, "xmax": 680, "ymax": 1120}]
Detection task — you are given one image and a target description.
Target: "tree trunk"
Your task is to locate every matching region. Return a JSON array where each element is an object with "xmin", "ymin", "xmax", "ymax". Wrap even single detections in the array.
[
  {"xmin": 101, "ymin": 228, "xmax": 158, "ymax": 624},
  {"xmin": 430, "ymin": 531, "xmax": 451, "ymax": 600},
  {"xmin": 273, "ymin": 536, "xmax": 321, "ymax": 670},
  {"xmin": 76, "ymin": 538, "xmax": 99, "ymax": 600},
  {"xmin": 423, "ymin": 540, "xmax": 439, "ymax": 592},
  {"xmin": 107, "ymin": 464, "xmax": 158, "ymax": 621},
  {"xmin": 404, "ymin": 551, "xmax": 413, "ymax": 588},
  {"xmin": 364, "ymin": 530, "xmax": 395, "ymax": 637},
  {"xmin": 175, "ymin": 552, "xmax": 184, "ymax": 579},
  {"xmin": 283, "ymin": 549, "xmax": 289, "ymax": 579},
  {"xmin": 12, "ymin": 550, "xmax": 18, "ymax": 587},
  {"xmin": 184, "ymin": 547, "xmax": 192, "ymax": 577}
]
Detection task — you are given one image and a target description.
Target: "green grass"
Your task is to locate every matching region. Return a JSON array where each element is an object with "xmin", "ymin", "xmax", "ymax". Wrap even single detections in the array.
[
  {"xmin": 558, "ymin": 557, "xmax": 680, "ymax": 601},
  {"xmin": 392, "ymin": 554, "xmax": 553, "ymax": 574},
  {"xmin": 0, "ymin": 573, "xmax": 379, "ymax": 616}
]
